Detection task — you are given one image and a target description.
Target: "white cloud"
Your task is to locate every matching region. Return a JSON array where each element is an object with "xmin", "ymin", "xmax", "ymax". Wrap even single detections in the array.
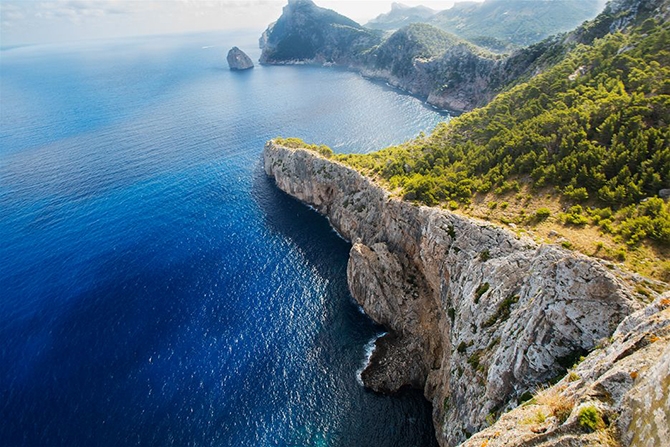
[{"xmin": 0, "ymin": 0, "xmax": 465, "ymax": 46}]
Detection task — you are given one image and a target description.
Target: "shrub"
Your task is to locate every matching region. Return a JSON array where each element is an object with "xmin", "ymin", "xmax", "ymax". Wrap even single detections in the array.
[
  {"xmin": 561, "ymin": 205, "xmax": 589, "ymax": 226},
  {"xmin": 533, "ymin": 207, "xmax": 551, "ymax": 222},
  {"xmin": 536, "ymin": 387, "xmax": 574, "ymax": 423},
  {"xmin": 563, "ymin": 185, "xmax": 589, "ymax": 202},
  {"xmin": 275, "ymin": 137, "xmax": 333, "ymax": 158},
  {"xmin": 577, "ymin": 404, "xmax": 604, "ymax": 432},
  {"xmin": 483, "ymin": 295, "xmax": 519, "ymax": 328}
]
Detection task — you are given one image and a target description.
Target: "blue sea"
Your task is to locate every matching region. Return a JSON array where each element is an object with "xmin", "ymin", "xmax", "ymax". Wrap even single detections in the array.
[{"xmin": 0, "ymin": 30, "xmax": 447, "ymax": 447}]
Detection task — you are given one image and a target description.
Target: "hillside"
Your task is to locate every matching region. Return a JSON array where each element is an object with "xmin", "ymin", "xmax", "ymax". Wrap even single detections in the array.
[
  {"xmin": 337, "ymin": 5, "xmax": 670, "ymax": 281},
  {"xmin": 365, "ymin": 2, "xmax": 437, "ymax": 32},
  {"xmin": 365, "ymin": 0, "xmax": 605, "ymax": 52},
  {"xmin": 260, "ymin": 0, "xmax": 664, "ymax": 112},
  {"xmin": 428, "ymin": 0, "xmax": 605, "ymax": 50}
]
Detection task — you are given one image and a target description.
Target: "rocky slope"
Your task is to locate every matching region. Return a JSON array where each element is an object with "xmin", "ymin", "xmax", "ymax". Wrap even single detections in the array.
[
  {"xmin": 263, "ymin": 141, "xmax": 668, "ymax": 446},
  {"xmin": 461, "ymin": 293, "xmax": 670, "ymax": 447}
]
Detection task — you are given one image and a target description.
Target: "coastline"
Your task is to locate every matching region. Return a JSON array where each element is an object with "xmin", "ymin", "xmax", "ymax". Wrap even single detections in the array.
[{"xmin": 263, "ymin": 139, "xmax": 668, "ymax": 446}]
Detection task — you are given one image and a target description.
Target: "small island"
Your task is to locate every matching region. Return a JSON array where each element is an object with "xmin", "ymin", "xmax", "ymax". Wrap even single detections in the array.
[{"xmin": 226, "ymin": 46, "xmax": 254, "ymax": 70}]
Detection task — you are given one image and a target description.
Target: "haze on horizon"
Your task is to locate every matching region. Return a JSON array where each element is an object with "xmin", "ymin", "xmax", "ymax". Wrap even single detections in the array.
[{"xmin": 0, "ymin": 0, "xmax": 471, "ymax": 47}]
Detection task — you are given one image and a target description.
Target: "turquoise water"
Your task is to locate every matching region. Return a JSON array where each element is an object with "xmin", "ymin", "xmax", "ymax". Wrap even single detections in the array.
[{"xmin": 0, "ymin": 30, "xmax": 447, "ymax": 446}]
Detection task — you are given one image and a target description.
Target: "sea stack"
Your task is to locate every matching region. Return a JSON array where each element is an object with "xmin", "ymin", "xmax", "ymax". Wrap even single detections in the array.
[{"xmin": 226, "ymin": 47, "xmax": 254, "ymax": 71}]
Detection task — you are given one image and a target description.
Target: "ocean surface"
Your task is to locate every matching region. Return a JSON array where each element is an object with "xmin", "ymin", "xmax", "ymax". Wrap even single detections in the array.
[{"xmin": 0, "ymin": 30, "xmax": 447, "ymax": 447}]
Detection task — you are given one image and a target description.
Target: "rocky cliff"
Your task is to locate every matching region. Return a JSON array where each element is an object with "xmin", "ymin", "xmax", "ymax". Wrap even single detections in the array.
[
  {"xmin": 227, "ymin": 47, "xmax": 254, "ymax": 70},
  {"xmin": 263, "ymin": 141, "xmax": 667, "ymax": 446}
]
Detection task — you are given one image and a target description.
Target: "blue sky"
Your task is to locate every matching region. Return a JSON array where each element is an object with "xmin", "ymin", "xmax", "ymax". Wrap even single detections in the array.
[{"xmin": 0, "ymin": 0, "xmax": 463, "ymax": 46}]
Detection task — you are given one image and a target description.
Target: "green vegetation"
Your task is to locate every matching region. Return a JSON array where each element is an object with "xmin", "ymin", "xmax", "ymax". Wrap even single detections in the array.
[
  {"xmin": 372, "ymin": 23, "xmax": 471, "ymax": 78},
  {"xmin": 428, "ymin": 0, "xmax": 603, "ymax": 49},
  {"xmin": 474, "ymin": 282, "xmax": 490, "ymax": 303},
  {"xmin": 533, "ymin": 207, "xmax": 552, "ymax": 222},
  {"xmin": 275, "ymin": 137, "xmax": 333, "ymax": 158},
  {"xmin": 366, "ymin": 0, "xmax": 603, "ymax": 52},
  {"xmin": 578, "ymin": 404, "xmax": 604, "ymax": 432},
  {"xmin": 482, "ymin": 295, "xmax": 520, "ymax": 328},
  {"xmin": 336, "ymin": 20, "xmax": 670, "ymax": 271},
  {"xmin": 457, "ymin": 341, "xmax": 468, "ymax": 353}
]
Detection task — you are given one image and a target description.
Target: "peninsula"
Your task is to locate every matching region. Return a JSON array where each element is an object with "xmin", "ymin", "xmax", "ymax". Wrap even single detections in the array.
[{"xmin": 261, "ymin": 0, "xmax": 670, "ymax": 445}]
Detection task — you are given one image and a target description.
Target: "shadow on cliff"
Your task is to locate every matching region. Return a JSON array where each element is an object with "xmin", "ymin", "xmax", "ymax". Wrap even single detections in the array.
[{"xmin": 251, "ymin": 159, "xmax": 352, "ymax": 279}]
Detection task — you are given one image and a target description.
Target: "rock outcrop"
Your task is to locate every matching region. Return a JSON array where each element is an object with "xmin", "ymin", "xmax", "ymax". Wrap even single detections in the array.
[
  {"xmin": 226, "ymin": 46, "xmax": 254, "ymax": 70},
  {"xmin": 263, "ymin": 141, "xmax": 667, "ymax": 446},
  {"xmin": 461, "ymin": 293, "xmax": 670, "ymax": 447}
]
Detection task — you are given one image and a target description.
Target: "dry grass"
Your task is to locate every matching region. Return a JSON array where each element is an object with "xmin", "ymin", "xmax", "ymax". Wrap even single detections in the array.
[
  {"xmin": 589, "ymin": 427, "xmax": 622, "ymax": 447},
  {"xmin": 449, "ymin": 184, "xmax": 670, "ymax": 284},
  {"xmin": 535, "ymin": 386, "xmax": 575, "ymax": 423}
]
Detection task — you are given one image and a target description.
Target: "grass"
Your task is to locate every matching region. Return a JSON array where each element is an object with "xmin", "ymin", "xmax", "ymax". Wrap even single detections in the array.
[
  {"xmin": 448, "ymin": 184, "xmax": 670, "ymax": 283},
  {"xmin": 535, "ymin": 386, "xmax": 575, "ymax": 423}
]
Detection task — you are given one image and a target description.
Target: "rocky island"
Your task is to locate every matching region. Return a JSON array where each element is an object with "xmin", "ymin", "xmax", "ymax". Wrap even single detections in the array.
[{"xmin": 226, "ymin": 46, "xmax": 254, "ymax": 70}]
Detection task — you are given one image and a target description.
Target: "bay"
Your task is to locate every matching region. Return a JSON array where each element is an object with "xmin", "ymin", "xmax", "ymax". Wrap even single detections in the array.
[{"xmin": 0, "ymin": 30, "xmax": 447, "ymax": 447}]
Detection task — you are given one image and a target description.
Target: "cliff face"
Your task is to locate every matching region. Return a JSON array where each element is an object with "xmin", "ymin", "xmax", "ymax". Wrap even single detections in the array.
[
  {"xmin": 461, "ymin": 293, "xmax": 670, "ymax": 447},
  {"xmin": 263, "ymin": 141, "xmax": 663, "ymax": 446}
]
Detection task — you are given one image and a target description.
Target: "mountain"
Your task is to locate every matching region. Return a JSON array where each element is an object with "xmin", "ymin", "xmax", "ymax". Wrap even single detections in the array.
[
  {"xmin": 365, "ymin": 2, "xmax": 437, "ymax": 31},
  {"xmin": 260, "ymin": 0, "xmax": 668, "ymax": 112},
  {"xmin": 428, "ymin": 0, "xmax": 606, "ymax": 49},
  {"xmin": 364, "ymin": 0, "xmax": 606, "ymax": 52},
  {"xmin": 259, "ymin": 0, "xmax": 382, "ymax": 64}
]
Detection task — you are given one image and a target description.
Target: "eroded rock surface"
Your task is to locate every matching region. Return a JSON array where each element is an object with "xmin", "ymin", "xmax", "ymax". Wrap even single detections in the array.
[{"xmin": 263, "ymin": 141, "xmax": 666, "ymax": 446}]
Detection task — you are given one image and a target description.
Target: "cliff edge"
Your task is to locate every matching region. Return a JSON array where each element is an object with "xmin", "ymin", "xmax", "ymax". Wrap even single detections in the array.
[{"xmin": 263, "ymin": 140, "xmax": 667, "ymax": 446}]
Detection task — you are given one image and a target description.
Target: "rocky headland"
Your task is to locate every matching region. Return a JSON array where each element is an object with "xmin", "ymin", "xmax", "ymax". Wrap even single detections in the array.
[
  {"xmin": 226, "ymin": 46, "xmax": 254, "ymax": 70},
  {"xmin": 263, "ymin": 140, "xmax": 669, "ymax": 446},
  {"xmin": 259, "ymin": 0, "xmax": 668, "ymax": 112}
]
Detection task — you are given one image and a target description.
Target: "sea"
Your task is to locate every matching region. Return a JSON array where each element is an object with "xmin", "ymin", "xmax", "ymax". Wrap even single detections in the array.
[{"xmin": 0, "ymin": 30, "xmax": 447, "ymax": 447}]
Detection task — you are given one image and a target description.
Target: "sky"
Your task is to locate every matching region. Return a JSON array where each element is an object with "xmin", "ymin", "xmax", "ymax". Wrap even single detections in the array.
[{"xmin": 0, "ymin": 0, "xmax": 468, "ymax": 47}]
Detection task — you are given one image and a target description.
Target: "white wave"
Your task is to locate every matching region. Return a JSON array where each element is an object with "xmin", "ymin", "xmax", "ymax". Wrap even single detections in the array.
[{"xmin": 355, "ymin": 332, "xmax": 387, "ymax": 386}]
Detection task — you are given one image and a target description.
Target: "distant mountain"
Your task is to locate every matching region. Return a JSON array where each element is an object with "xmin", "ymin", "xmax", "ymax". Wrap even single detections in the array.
[
  {"xmin": 259, "ymin": 0, "xmax": 382, "ymax": 64},
  {"xmin": 365, "ymin": 3, "xmax": 437, "ymax": 31},
  {"xmin": 365, "ymin": 0, "xmax": 605, "ymax": 52},
  {"xmin": 428, "ymin": 0, "xmax": 606, "ymax": 48}
]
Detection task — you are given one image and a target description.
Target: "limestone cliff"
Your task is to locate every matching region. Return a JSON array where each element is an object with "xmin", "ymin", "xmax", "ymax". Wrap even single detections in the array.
[{"xmin": 263, "ymin": 141, "xmax": 667, "ymax": 446}]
